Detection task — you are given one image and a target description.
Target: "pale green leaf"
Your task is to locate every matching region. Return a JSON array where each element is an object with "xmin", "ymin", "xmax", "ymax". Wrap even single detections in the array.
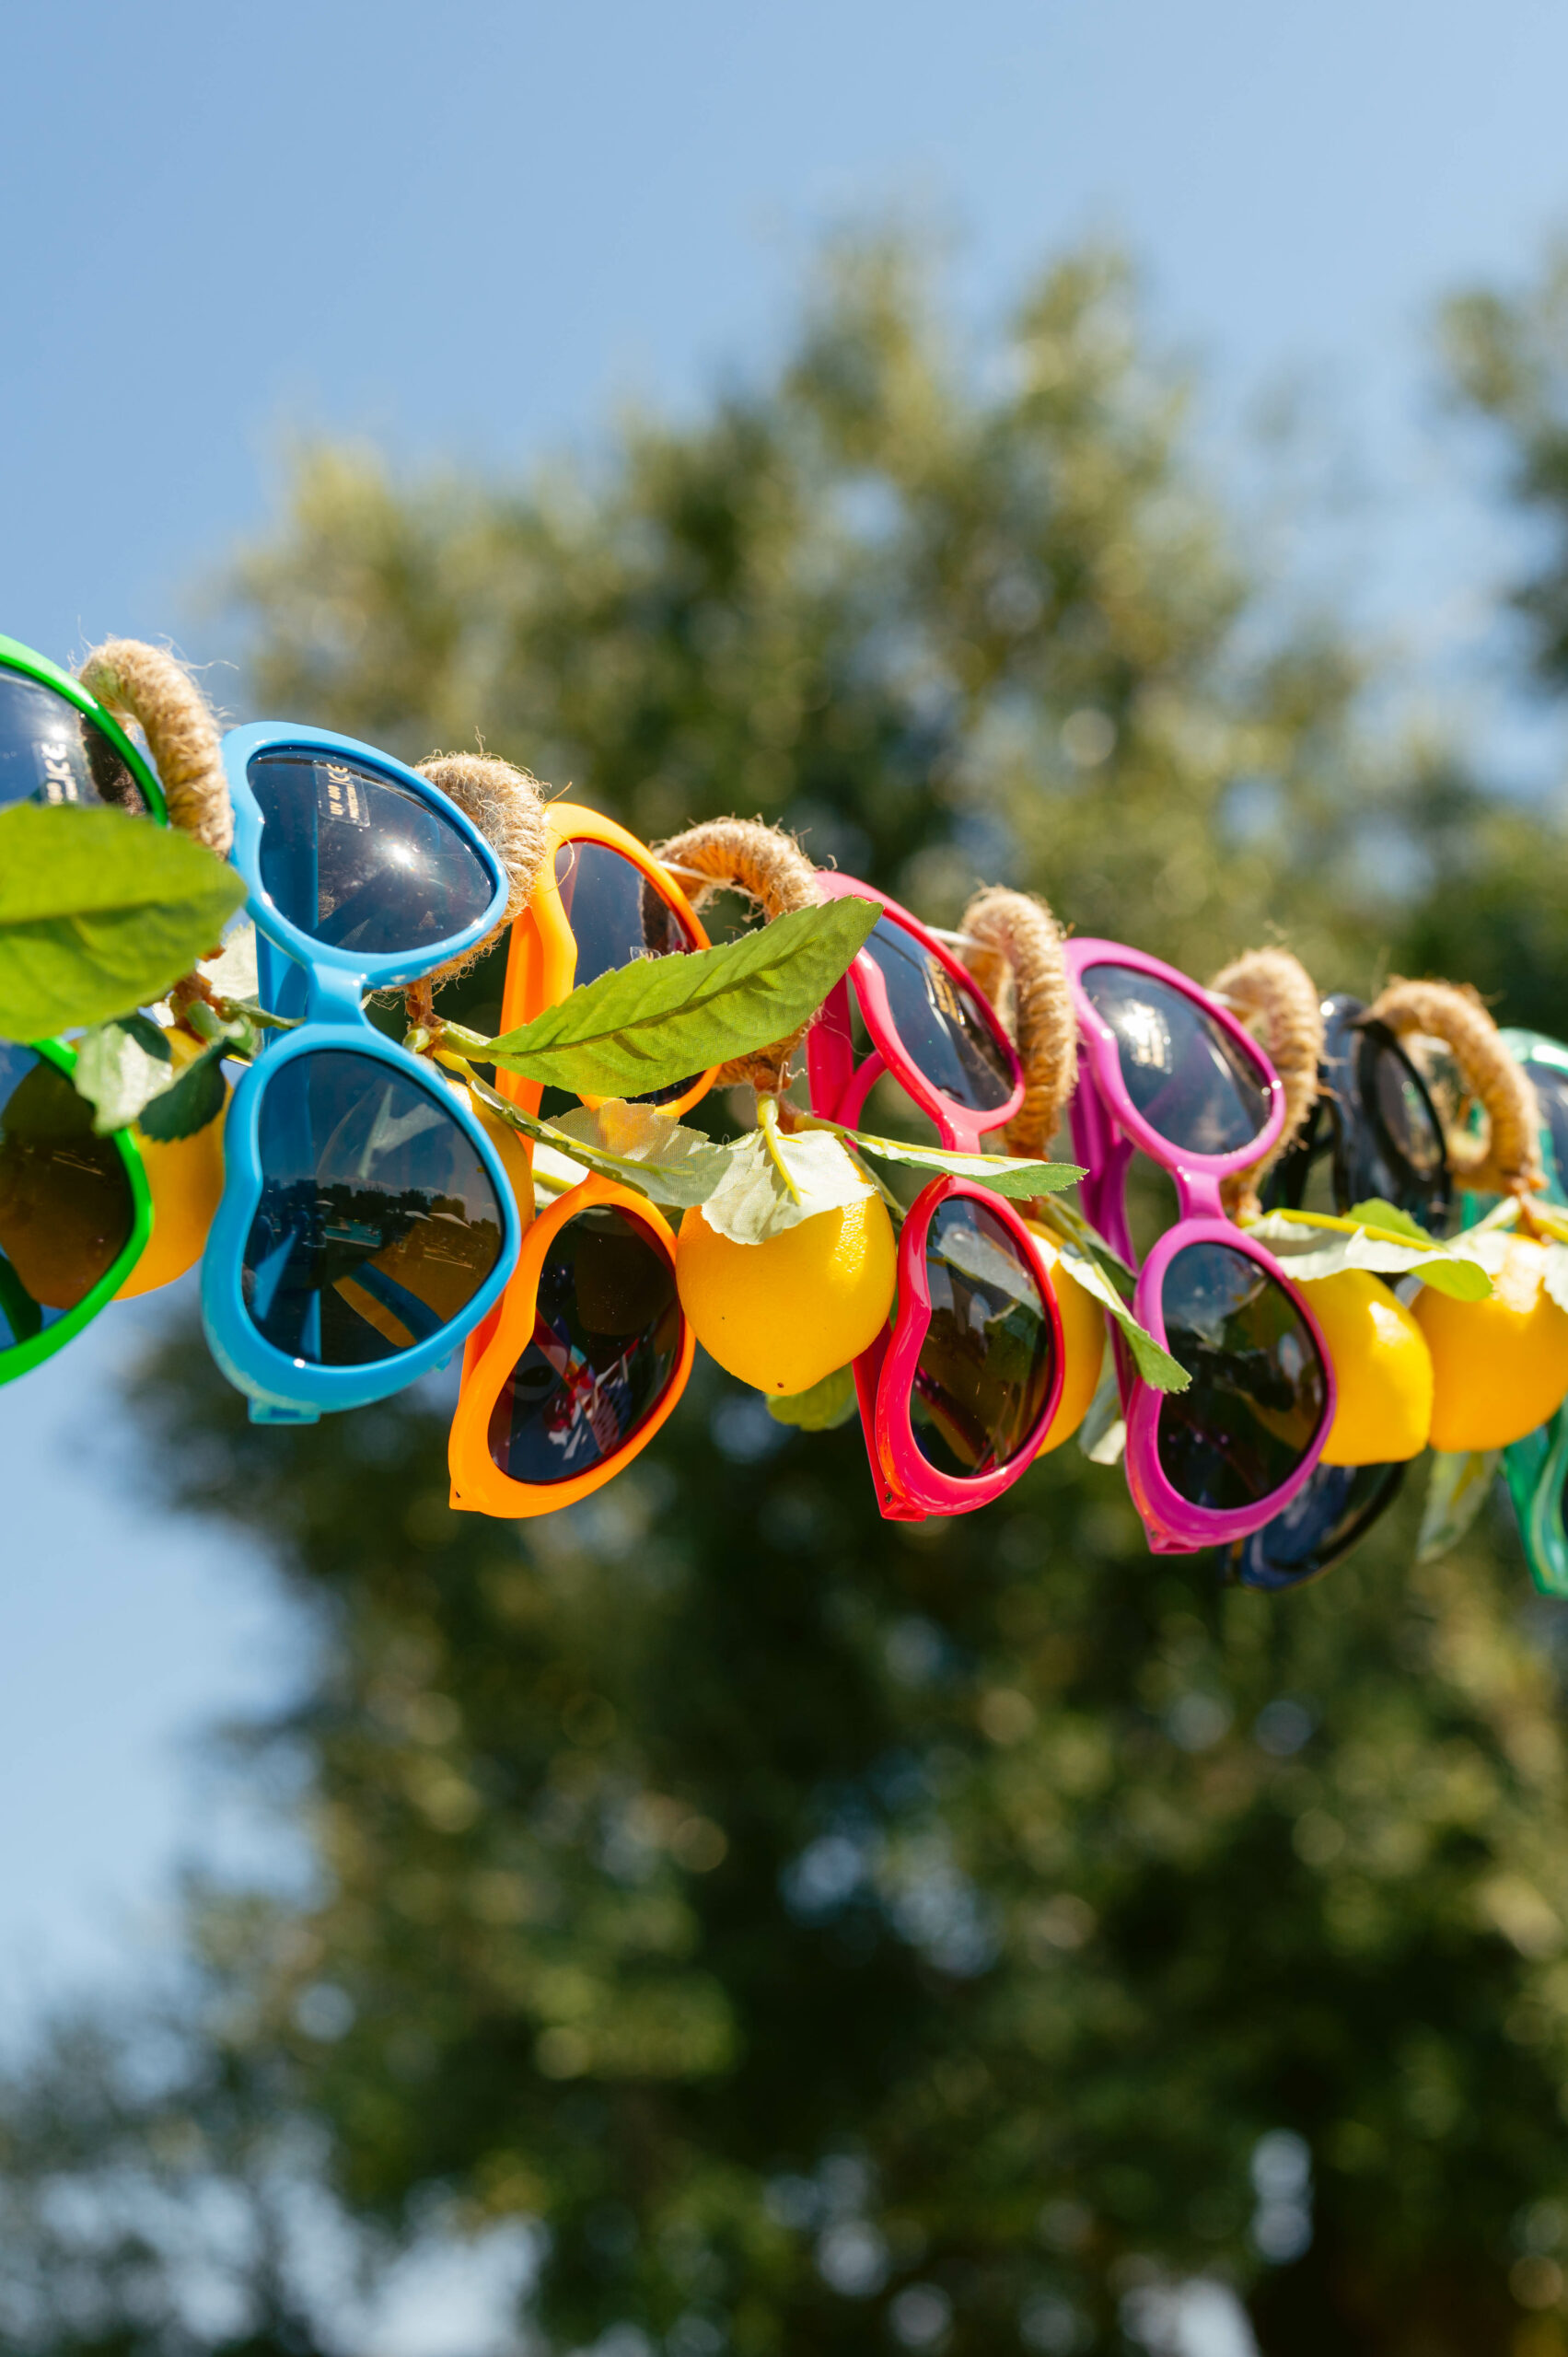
[
  {"xmin": 137, "ymin": 1042, "xmax": 228, "ymax": 1141},
  {"xmin": 1248, "ymin": 1212, "xmax": 1493, "ymax": 1300},
  {"xmin": 767, "ymin": 1365, "xmax": 858, "ymax": 1432},
  {"xmin": 73, "ymin": 1014, "xmax": 172, "ymax": 1133},
  {"xmin": 1345, "ymin": 1197, "xmax": 1436, "ymax": 1245},
  {"xmin": 481, "ymin": 898, "xmax": 881, "ymax": 1097},
  {"xmin": 465, "ymin": 1074, "xmax": 719, "ymax": 1208},
  {"xmin": 0, "ymin": 804, "xmax": 246, "ymax": 1040},
  {"xmin": 551, "ymin": 1099, "xmax": 732, "ymax": 1205},
  {"xmin": 1417, "ymin": 1449, "xmax": 1500, "ymax": 1563},
  {"xmin": 200, "ymin": 921, "xmax": 260, "ymax": 1002},
  {"xmin": 830, "ymin": 1123, "xmax": 1082, "ymax": 1197},
  {"xmin": 1545, "ymin": 1243, "xmax": 1568, "ymax": 1318},
  {"xmin": 1054, "ymin": 1247, "xmax": 1190, "ymax": 1393},
  {"xmin": 699, "ymin": 1125, "xmax": 874, "ymax": 1245}
]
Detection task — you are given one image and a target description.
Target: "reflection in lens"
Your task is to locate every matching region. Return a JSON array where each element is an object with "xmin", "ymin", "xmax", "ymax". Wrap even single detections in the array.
[
  {"xmin": 909, "ymin": 1197, "xmax": 1054, "ymax": 1478},
  {"xmin": 488, "ymin": 1206, "xmax": 681, "ymax": 1483},
  {"xmin": 555, "ymin": 841, "xmax": 703, "ymax": 1104},
  {"xmin": 0, "ymin": 668, "xmax": 147, "ymax": 815},
  {"xmin": 1156, "ymin": 1241, "xmax": 1327, "ymax": 1511},
  {"xmin": 1224, "ymin": 1460, "xmax": 1404, "ymax": 1592},
  {"xmin": 1080, "ymin": 965, "xmax": 1271, "ymax": 1157},
  {"xmin": 0, "ymin": 1044, "xmax": 134, "ymax": 1346},
  {"xmin": 242, "ymin": 1050, "xmax": 504, "ymax": 1364},
  {"xmin": 860, "ymin": 918, "xmax": 1014, "ymax": 1114},
  {"xmin": 250, "ymin": 750, "xmax": 495, "ymax": 958}
]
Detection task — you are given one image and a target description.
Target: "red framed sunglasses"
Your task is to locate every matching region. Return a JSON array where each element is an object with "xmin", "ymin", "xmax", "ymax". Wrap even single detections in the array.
[
  {"xmin": 1064, "ymin": 938, "xmax": 1335, "ymax": 1554},
  {"xmin": 807, "ymin": 875, "xmax": 1063, "ymax": 1520}
]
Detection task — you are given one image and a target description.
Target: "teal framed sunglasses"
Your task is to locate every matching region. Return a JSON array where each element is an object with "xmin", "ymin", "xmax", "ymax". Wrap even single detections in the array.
[{"xmin": 1496, "ymin": 1028, "xmax": 1568, "ymax": 1597}]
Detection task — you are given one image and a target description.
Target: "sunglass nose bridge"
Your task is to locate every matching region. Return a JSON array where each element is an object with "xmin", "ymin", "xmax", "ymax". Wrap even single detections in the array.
[{"xmin": 304, "ymin": 963, "xmax": 370, "ymax": 1028}]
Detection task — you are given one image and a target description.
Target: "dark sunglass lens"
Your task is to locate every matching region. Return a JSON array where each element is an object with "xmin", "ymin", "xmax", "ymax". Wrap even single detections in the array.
[
  {"xmin": 0, "ymin": 668, "xmax": 147, "ymax": 815},
  {"xmin": 487, "ymin": 1206, "xmax": 681, "ymax": 1483},
  {"xmin": 1156, "ymin": 1241, "xmax": 1328, "ymax": 1511},
  {"xmin": 0, "ymin": 1044, "xmax": 134, "ymax": 1345},
  {"xmin": 242, "ymin": 1050, "xmax": 504, "ymax": 1364},
  {"xmin": 1526, "ymin": 1060, "xmax": 1568, "ymax": 1197},
  {"xmin": 555, "ymin": 841, "xmax": 703, "ymax": 1105},
  {"xmin": 1080, "ymin": 964, "xmax": 1271, "ymax": 1157},
  {"xmin": 1366, "ymin": 1040, "xmax": 1445, "ymax": 1181},
  {"xmin": 861, "ymin": 918, "xmax": 1014, "ymax": 1114},
  {"xmin": 1225, "ymin": 1460, "xmax": 1404, "ymax": 1592},
  {"xmin": 249, "ymin": 751, "xmax": 495, "ymax": 958},
  {"xmin": 909, "ymin": 1198, "xmax": 1054, "ymax": 1478}
]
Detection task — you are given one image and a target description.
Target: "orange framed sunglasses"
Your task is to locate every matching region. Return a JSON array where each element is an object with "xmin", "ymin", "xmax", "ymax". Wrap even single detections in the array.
[{"xmin": 448, "ymin": 803, "xmax": 712, "ymax": 1516}]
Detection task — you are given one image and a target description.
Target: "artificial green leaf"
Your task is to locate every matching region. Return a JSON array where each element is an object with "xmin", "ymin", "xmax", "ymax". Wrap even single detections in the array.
[
  {"xmin": 767, "ymin": 1365, "xmax": 858, "ymax": 1432},
  {"xmin": 1053, "ymin": 1247, "xmax": 1190, "ymax": 1393},
  {"xmin": 137, "ymin": 1041, "xmax": 229, "ymax": 1141},
  {"xmin": 73, "ymin": 1014, "xmax": 172, "ymax": 1133},
  {"xmin": 1417, "ymin": 1449, "xmax": 1500, "ymax": 1564},
  {"xmin": 1346, "ymin": 1197, "xmax": 1436, "ymax": 1245},
  {"xmin": 825, "ymin": 1122, "xmax": 1083, "ymax": 1197},
  {"xmin": 0, "ymin": 804, "xmax": 246, "ymax": 1040},
  {"xmin": 699, "ymin": 1122, "xmax": 873, "ymax": 1245},
  {"xmin": 1249, "ymin": 1211, "xmax": 1494, "ymax": 1300},
  {"xmin": 479, "ymin": 898, "xmax": 881, "ymax": 1097}
]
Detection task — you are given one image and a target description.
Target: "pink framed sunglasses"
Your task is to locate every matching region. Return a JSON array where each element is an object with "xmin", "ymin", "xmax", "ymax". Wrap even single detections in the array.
[
  {"xmin": 807, "ymin": 876, "xmax": 1064, "ymax": 1519},
  {"xmin": 1064, "ymin": 938, "xmax": 1335, "ymax": 1553}
]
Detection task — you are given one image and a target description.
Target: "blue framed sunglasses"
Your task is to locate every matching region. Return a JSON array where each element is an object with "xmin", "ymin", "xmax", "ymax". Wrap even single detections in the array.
[{"xmin": 202, "ymin": 724, "xmax": 523, "ymax": 1423}]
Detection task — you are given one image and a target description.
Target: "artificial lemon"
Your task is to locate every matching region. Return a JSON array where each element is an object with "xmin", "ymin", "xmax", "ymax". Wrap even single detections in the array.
[
  {"xmin": 1024, "ymin": 1225, "xmax": 1107, "ymax": 1454},
  {"xmin": 118, "ymin": 1030, "xmax": 228, "ymax": 1299},
  {"xmin": 1299, "ymin": 1268, "xmax": 1433, "ymax": 1465},
  {"xmin": 677, "ymin": 1195, "xmax": 897, "ymax": 1395},
  {"xmin": 1412, "ymin": 1236, "xmax": 1568, "ymax": 1453}
]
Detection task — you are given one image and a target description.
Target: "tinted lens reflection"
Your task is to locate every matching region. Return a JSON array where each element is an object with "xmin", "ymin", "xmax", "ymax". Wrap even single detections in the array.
[
  {"xmin": 556, "ymin": 841, "xmax": 703, "ymax": 1105},
  {"xmin": 242, "ymin": 1050, "xmax": 504, "ymax": 1364},
  {"xmin": 1156, "ymin": 1241, "xmax": 1327, "ymax": 1511},
  {"xmin": 1080, "ymin": 965, "xmax": 1271, "ymax": 1157},
  {"xmin": 0, "ymin": 1043, "xmax": 134, "ymax": 1347},
  {"xmin": 860, "ymin": 918, "xmax": 1014, "ymax": 1113},
  {"xmin": 0, "ymin": 668, "xmax": 147, "ymax": 815},
  {"xmin": 488, "ymin": 1206, "xmax": 681, "ymax": 1483},
  {"xmin": 1225, "ymin": 1460, "xmax": 1404, "ymax": 1592},
  {"xmin": 250, "ymin": 751, "xmax": 495, "ymax": 958},
  {"xmin": 910, "ymin": 1197, "xmax": 1054, "ymax": 1478}
]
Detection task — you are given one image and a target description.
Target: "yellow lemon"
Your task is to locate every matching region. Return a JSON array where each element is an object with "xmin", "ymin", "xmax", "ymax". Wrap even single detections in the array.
[
  {"xmin": 119, "ymin": 1030, "xmax": 228, "ymax": 1299},
  {"xmin": 677, "ymin": 1195, "xmax": 897, "ymax": 1395},
  {"xmin": 1412, "ymin": 1236, "xmax": 1568, "ymax": 1452},
  {"xmin": 1024, "ymin": 1225, "xmax": 1107, "ymax": 1455},
  {"xmin": 1299, "ymin": 1268, "xmax": 1433, "ymax": 1465}
]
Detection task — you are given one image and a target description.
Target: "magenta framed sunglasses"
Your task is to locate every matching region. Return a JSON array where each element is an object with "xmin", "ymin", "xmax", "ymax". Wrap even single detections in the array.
[
  {"xmin": 807, "ymin": 876, "xmax": 1063, "ymax": 1519},
  {"xmin": 1064, "ymin": 938, "xmax": 1335, "ymax": 1553}
]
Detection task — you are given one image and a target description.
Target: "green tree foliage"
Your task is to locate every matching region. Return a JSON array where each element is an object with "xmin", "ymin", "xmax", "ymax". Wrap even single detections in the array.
[{"xmin": 12, "ymin": 238, "xmax": 1568, "ymax": 2357}]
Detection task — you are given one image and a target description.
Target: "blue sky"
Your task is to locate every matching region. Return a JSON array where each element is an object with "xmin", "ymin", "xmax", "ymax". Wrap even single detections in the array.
[{"xmin": 6, "ymin": 0, "xmax": 1568, "ymax": 1993}]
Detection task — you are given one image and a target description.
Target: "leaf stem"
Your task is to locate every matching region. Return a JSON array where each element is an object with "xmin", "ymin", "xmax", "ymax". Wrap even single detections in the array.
[{"xmin": 758, "ymin": 1093, "xmax": 802, "ymax": 1203}]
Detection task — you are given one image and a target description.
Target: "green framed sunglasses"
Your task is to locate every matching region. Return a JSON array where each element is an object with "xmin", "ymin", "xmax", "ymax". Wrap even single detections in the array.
[
  {"xmin": 0, "ymin": 635, "xmax": 167, "ymax": 1384},
  {"xmin": 1495, "ymin": 1028, "xmax": 1568, "ymax": 1597}
]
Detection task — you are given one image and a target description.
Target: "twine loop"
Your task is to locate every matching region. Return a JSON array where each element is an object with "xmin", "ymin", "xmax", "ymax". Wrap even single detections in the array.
[
  {"xmin": 76, "ymin": 639, "xmax": 231, "ymax": 855},
  {"xmin": 412, "ymin": 753, "xmax": 550, "ymax": 1000},
  {"xmin": 1207, "ymin": 947, "xmax": 1324, "ymax": 1222},
  {"xmin": 1367, "ymin": 977, "xmax": 1543, "ymax": 1201},
  {"xmin": 958, "ymin": 886, "xmax": 1076, "ymax": 1162},
  {"xmin": 651, "ymin": 817, "xmax": 819, "ymax": 1095}
]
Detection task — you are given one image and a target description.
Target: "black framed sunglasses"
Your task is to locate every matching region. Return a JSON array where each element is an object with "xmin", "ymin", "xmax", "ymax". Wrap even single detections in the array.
[{"xmin": 1263, "ymin": 993, "xmax": 1450, "ymax": 1235}]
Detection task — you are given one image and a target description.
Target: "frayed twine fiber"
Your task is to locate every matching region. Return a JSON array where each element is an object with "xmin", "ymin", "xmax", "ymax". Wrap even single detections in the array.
[
  {"xmin": 1208, "ymin": 948, "xmax": 1324, "ymax": 1223},
  {"xmin": 413, "ymin": 754, "xmax": 551, "ymax": 993},
  {"xmin": 652, "ymin": 817, "xmax": 819, "ymax": 1095},
  {"xmin": 958, "ymin": 887, "xmax": 1076, "ymax": 1162},
  {"xmin": 76, "ymin": 639, "xmax": 231, "ymax": 855},
  {"xmin": 1368, "ymin": 978, "xmax": 1543, "ymax": 1200}
]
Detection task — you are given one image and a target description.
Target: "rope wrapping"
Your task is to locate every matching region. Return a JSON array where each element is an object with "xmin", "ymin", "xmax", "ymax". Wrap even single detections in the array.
[
  {"xmin": 958, "ymin": 886, "xmax": 1076, "ymax": 1162},
  {"xmin": 651, "ymin": 818, "xmax": 819, "ymax": 1094},
  {"xmin": 1367, "ymin": 977, "xmax": 1543, "ymax": 1201},
  {"xmin": 413, "ymin": 753, "xmax": 551, "ymax": 993},
  {"xmin": 1207, "ymin": 947, "xmax": 1324, "ymax": 1223},
  {"xmin": 76, "ymin": 639, "xmax": 232, "ymax": 855}
]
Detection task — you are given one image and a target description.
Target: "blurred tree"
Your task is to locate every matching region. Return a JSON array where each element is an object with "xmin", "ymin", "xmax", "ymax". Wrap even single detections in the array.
[{"xmin": 9, "ymin": 238, "xmax": 1568, "ymax": 2357}]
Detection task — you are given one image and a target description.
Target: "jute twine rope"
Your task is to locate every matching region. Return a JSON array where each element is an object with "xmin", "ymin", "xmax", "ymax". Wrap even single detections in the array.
[
  {"xmin": 1207, "ymin": 947, "xmax": 1324, "ymax": 1223},
  {"xmin": 958, "ymin": 886, "xmax": 1076, "ymax": 1161},
  {"xmin": 408, "ymin": 754, "xmax": 551, "ymax": 1018},
  {"xmin": 652, "ymin": 817, "xmax": 819, "ymax": 1096},
  {"xmin": 1367, "ymin": 977, "xmax": 1543, "ymax": 1201},
  {"xmin": 76, "ymin": 639, "xmax": 231, "ymax": 855}
]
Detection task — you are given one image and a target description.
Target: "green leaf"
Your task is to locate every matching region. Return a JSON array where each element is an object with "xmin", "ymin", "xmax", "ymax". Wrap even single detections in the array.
[
  {"xmin": 1052, "ymin": 1247, "xmax": 1190, "ymax": 1392},
  {"xmin": 1417, "ymin": 1449, "xmax": 1500, "ymax": 1564},
  {"xmin": 827, "ymin": 1122, "xmax": 1083, "ymax": 1197},
  {"xmin": 73, "ymin": 1014, "xmax": 172, "ymax": 1133},
  {"xmin": 199, "ymin": 922, "xmax": 260, "ymax": 1003},
  {"xmin": 0, "ymin": 804, "xmax": 246, "ymax": 1040},
  {"xmin": 767, "ymin": 1365, "xmax": 858, "ymax": 1432},
  {"xmin": 1544, "ymin": 1243, "xmax": 1568, "ymax": 1318},
  {"xmin": 479, "ymin": 899, "xmax": 881, "ymax": 1097},
  {"xmin": 550, "ymin": 1099, "xmax": 732, "ymax": 1206},
  {"xmin": 699, "ymin": 1122, "xmax": 873, "ymax": 1245},
  {"xmin": 1248, "ymin": 1212, "xmax": 1494, "ymax": 1300},
  {"xmin": 466, "ymin": 1075, "xmax": 722, "ymax": 1208},
  {"xmin": 1345, "ymin": 1197, "xmax": 1436, "ymax": 1245},
  {"xmin": 137, "ymin": 1042, "xmax": 228, "ymax": 1141}
]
